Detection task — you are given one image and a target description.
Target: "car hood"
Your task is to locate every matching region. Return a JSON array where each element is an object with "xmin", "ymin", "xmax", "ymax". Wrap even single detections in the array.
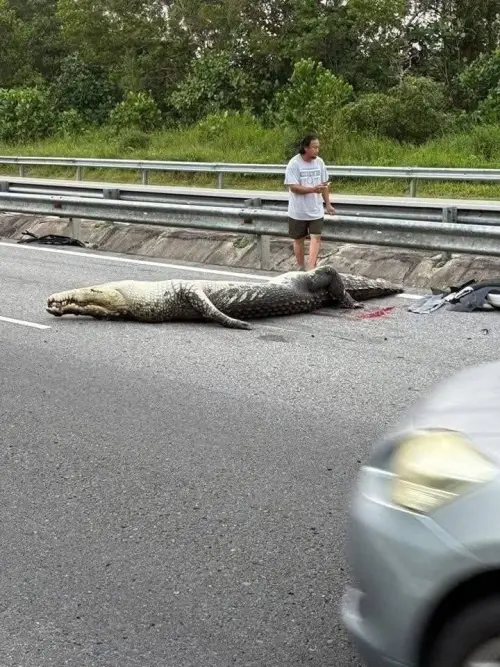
[{"xmin": 379, "ymin": 360, "xmax": 500, "ymax": 464}]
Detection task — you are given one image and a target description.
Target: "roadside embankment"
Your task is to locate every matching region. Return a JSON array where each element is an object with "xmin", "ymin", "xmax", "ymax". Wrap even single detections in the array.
[{"xmin": 1, "ymin": 212, "xmax": 500, "ymax": 290}]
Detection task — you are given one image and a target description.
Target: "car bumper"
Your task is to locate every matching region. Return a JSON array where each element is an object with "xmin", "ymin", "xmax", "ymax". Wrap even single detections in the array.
[
  {"xmin": 340, "ymin": 467, "xmax": 478, "ymax": 667},
  {"xmin": 342, "ymin": 586, "xmax": 408, "ymax": 667}
]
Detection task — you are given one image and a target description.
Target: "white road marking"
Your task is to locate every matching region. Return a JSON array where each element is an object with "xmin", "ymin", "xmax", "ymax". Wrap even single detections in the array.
[
  {"xmin": 0, "ymin": 315, "xmax": 50, "ymax": 330},
  {"xmin": 0, "ymin": 242, "xmax": 269, "ymax": 279},
  {"xmin": 0, "ymin": 241, "xmax": 425, "ymax": 300},
  {"xmin": 258, "ymin": 323, "xmax": 305, "ymax": 334},
  {"xmin": 399, "ymin": 293, "xmax": 423, "ymax": 300}
]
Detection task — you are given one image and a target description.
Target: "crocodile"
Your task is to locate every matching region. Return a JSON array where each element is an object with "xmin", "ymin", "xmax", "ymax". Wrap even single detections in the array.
[{"xmin": 46, "ymin": 264, "xmax": 403, "ymax": 330}]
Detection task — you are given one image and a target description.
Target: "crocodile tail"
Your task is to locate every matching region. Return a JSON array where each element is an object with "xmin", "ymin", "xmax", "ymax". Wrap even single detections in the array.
[{"xmin": 339, "ymin": 273, "xmax": 404, "ymax": 300}]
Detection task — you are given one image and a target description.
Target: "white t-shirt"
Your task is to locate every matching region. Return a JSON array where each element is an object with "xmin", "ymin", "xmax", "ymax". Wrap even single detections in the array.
[{"xmin": 284, "ymin": 154, "xmax": 329, "ymax": 220}]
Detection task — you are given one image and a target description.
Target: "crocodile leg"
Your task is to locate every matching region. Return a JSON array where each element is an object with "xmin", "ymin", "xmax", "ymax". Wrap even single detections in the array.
[
  {"xmin": 303, "ymin": 265, "xmax": 363, "ymax": 309},
  {"xmin": 184, "ymin": 286, "xmax": 252, "ymax": 330}
]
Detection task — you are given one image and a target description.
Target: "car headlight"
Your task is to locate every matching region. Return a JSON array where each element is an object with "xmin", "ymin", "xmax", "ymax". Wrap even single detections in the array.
[{"xmin": 390, "ymin": 430, "xmax": 497, "ymax": 513}]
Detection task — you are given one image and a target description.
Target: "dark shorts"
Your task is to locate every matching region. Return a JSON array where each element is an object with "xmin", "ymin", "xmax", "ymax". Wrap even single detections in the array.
[{"xmin": 288, "ymin": 217, "xmax": 324, "ymax": 239}]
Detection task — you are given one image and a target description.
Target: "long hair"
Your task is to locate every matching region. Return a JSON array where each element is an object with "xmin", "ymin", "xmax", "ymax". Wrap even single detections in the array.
[{"xmin": 298, "ymin": 133, "xmax": 318, "ymax": 155}]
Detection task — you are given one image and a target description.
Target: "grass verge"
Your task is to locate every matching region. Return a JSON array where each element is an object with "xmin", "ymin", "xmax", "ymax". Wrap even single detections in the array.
[{"xmin": 2, "ymin": 118, "xmax": 500, "ymax": 200}]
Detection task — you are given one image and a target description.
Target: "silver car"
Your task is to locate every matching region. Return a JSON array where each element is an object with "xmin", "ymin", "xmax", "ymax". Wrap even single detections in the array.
[{"xmin": 341, "ymin": 360, "xmax": 500, "ymax": 667}]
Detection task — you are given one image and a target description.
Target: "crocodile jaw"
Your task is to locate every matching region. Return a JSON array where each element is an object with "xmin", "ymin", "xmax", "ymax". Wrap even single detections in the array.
[{"xmin": 46, "ymin": 286, "xmax": 129, "ymax": 318}]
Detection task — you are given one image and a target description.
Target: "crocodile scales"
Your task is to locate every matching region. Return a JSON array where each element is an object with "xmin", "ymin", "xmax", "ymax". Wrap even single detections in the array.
[{"xmin": 46, "ymin": 264, "xmax": 403, "ymax": 330}]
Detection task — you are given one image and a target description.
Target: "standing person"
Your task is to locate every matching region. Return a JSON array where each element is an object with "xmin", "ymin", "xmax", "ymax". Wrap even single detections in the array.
[{"xmin": 284, "ymin": 133, "xmax": 335, "ymax": 270}]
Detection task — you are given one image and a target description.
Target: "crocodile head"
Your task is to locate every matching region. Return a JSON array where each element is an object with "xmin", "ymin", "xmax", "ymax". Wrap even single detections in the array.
[{"xmin": 46, "ymin": 286, "xmax": 129, "ymax": 318}]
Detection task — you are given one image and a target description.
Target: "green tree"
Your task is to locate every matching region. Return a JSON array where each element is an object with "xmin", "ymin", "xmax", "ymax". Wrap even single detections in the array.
[
  {"xmin": 0, "ymin": 87, "xmax": 57, "ymax": 143},
  {"xmin": 272, "ymin": 58, "xmax": 354, "ymax": 135},
  {"xmin": 169, "ymin": 51, "xmax": 259, "ymax": 124},
  {"xmin": 51, "ymin": 53, "xmax": 120, "ymax": 124},
  {"xmin": 457, "ymin": 49, "xmax": 500, "ymax": 110},
  {"xmin": 7, "ymin": 0, "xmax": 66, "ymax": 81},
  {"xmin": 56, "ymin": 0, "xmax": 191, "ymax": 101},
  {"xmin": 341, "ymin": 76, "xmax": 451, "ymax": 143},
  {"xmin": 388, "ymin": 75, "xmax": 451, "ymax": 143},
  {"xmin": 108, "ymin": 90, "xmax": 162, "ymax": 132},
  {"xmin": 404, "ymin": 0, "xmax": 500, "ymax": 92},
  {"xmin": 340, "ymin": 93, "xmax": 399, "ymax": 136},
  {"xmin": 0, "ymin": 0, "xmax": 32, "ymax": 87},
  {"xmin": 341, "ymin": 0, "xmax": 409, "ymax": 90}
]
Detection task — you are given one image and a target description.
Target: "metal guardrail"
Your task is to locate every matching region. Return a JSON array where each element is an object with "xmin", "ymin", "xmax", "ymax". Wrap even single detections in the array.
[
  {"xmin": 2, "ymin": 176, "xmax": 500, "ymax": 226},
  {"xmin": 1, "ymin": 191, "xmax": 500, "ymax": 270},
  {"xmin": 2, "ymin": 155, "xmax": 500, "ymax": 196}
]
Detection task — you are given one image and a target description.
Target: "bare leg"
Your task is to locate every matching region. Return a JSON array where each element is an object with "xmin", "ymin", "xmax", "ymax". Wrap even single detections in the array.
[
  {"xmin": 307, "ymin": 234, "xmax": 321, "ymax": 270},
  {"xmin": 292, "ymin": 238, "xmax": 306, "ymax": 270}
]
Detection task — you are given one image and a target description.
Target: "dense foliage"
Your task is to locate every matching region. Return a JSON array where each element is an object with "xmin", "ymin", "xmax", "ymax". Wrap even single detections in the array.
[{"xmin": 1, "ymin": 0, "xmax": 500, "ymax": 152}]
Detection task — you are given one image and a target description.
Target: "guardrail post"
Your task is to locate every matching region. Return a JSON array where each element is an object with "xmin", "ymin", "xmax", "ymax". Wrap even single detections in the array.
[
  {"xmin": 442, "ymin": 206, "xmax": 457, "ymax": 224},
  {"xmin": 76, "ymin": 166, "xmax": 83, "ymax": 181},
  {"xmin": 103, "ymin": 188, "xmax": 120, "ymax": 199},
  {"xmin": 19, "ymin": 165, "xmax": 25, "ymax": 178},
  {"xmin": 257, "ymin": 227, "xmax": 271, "ymax": 270},
  {"xmin": 217, "ymin": 173, "xmax": 224, "ymax": 189},
  {"xmin": 242, "ymin": 197, "xmax": 269, "ymax": 269},
  {"xmin": 142, "ymin": 169, "xmax": 149, "ymax": 185},
  {"xmin": 409, "ymin": 178, "xmax": 417, "ymax": 197},
  {"xmin": 68, "ymin": 217, "xmax": 81, "ymax": 241},
  {"xmin": 244, "ymin": 198, "xmax": 270, "ymax": 270},
  {"xmin": 242, "ymin": 198, "xmax": 256, "ymax": 225},
  {"xmin": 0, "ymin": 181, "xmax": 9, "ymax": 192}
]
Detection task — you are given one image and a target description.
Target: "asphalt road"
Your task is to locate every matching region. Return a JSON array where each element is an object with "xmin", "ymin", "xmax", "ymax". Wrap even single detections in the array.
[{"xmin": 0, "ymin": 240, "xmax": 499, "ymax": 667}]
